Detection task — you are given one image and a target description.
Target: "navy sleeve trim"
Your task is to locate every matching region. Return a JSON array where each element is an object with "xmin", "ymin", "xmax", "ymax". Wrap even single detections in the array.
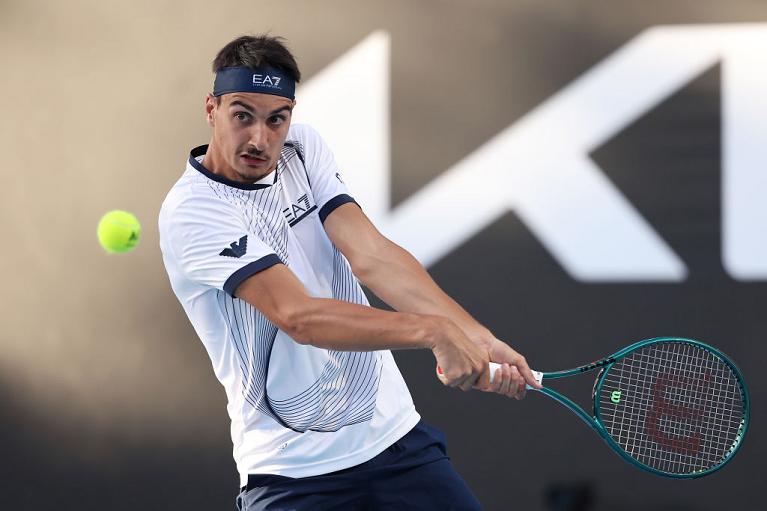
[
  {"xmin": 319, "ymin": 194, "xmax": 358, "ymax": 223},
  {"xmin": 223, "ymin": 254, "xmax": 283, "ymax": 296}
]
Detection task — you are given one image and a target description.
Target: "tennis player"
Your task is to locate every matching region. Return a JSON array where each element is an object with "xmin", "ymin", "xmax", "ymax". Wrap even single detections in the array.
[{"xmin": 159, "ymin": 34, "xmax": 540, "ymax": 511}]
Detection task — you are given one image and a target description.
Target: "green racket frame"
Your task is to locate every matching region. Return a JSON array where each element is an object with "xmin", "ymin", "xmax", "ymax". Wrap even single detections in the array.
[{"xmin": 516, "ymin": 337, "xmax": 750, "ymax": 478}]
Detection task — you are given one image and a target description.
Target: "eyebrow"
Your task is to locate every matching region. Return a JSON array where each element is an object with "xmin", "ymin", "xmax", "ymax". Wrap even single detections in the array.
[
  {"xmin": 229, "ymin": 100, "xmax": 255, "ymax": 113},
  {"xmin": 229, "ymin": 101, "xmax": 293, "ymax": 116},
  {"xmin": 269, "ymin": 105, "xmax": 293, "ymax": 116}
]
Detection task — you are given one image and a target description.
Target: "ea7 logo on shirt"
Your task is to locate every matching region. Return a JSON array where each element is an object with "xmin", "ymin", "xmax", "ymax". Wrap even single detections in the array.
[
  {"xmin": 283, "ymin": 193, "xmax": 318, "ymax": 227},
  {"xmin": 220, "ymin": 235, "xmax": 248, "ymax": 258}
]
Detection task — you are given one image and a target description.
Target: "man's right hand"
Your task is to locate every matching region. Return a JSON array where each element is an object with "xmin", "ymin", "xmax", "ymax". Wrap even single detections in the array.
[{"xmin": 431, "ymin": 317, "xmax": 491, "ymax": 391}]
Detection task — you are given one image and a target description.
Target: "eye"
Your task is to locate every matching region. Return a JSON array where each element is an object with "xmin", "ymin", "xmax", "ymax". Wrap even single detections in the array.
[
  {"xmin": 268, "ymin": 114, "xmax": 286, "ymax": 126},
  {"xmin": 234, "ymin": 111, "xmax": 251, "ymax": 123}
]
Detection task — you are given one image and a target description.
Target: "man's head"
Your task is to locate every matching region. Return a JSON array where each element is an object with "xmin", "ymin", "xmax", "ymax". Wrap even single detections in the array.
[{"xmin": 204, "ymin": 35, "xmax": 301, "ymax": 183}]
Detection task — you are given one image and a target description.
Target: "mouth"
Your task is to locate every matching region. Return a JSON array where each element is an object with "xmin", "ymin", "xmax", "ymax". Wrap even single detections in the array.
[{"xmin": 240, "ymin": 154, "xmax": 269, "ymax": 166}]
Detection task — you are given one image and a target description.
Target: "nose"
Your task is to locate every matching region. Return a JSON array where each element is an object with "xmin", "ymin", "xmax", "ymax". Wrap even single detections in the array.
[{"xmin": 247, "ymin": 122, "xmax": 268, "ymax": 153}]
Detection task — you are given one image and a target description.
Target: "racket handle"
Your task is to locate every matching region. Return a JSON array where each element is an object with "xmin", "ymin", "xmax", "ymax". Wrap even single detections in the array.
[{"xmin": 489, "ymin": 362, "xmax": 543, "ymax": 388}]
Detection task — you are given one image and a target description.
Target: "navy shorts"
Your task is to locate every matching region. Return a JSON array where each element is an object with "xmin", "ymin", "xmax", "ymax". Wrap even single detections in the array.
[{"xmin": 235, "ymin": 420, "xmax": 483, "ymax": 511}]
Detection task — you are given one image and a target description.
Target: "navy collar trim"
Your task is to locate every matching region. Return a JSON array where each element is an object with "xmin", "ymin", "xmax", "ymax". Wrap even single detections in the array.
[{"xmin": 188, "ymin": 145, "xmax": 277, "ymax": 190}]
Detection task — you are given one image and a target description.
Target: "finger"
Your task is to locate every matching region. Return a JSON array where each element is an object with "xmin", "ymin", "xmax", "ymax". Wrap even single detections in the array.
[
  {"xmin": 475, "ymin": 361, "xmax": 491, "ymax": 391},
  {"xmin": 480, "ymin": 366, "xmax": 502, "ymax": 392},
  {"xmin": 517, "ymin": 381, "xmax": 527, "ymax": 400},
  {"xmin": 490, "ymin": 365, "xmax": 504, "ymax": 393},
  {"xmin": 499, "ymin": 363, "xmax": 513, "ymax": 397},
  {"xmin": 449, "ymin": 366, "xmax": 474, "ymax": 391},
  {"xmin": 509, "ymin": 365, "xmax": 523, "ymax": 399},
  {"xmin": 513, "ymin": 370, "xmax": 527, "ymax": 400},
  {"xmin": 515, "ymin": 357, "xmax": 542, "ymax": 389},
  {"xmin": 438, "ymin": 366, "xmax": 464, "ymax": 388},
  {"xmin": 436, "ymin": 365, "xmax": 449, "ymax": 386},
  {"xmin": 458, "ymin": 373, "xmax": 476, "ymax": 391}
]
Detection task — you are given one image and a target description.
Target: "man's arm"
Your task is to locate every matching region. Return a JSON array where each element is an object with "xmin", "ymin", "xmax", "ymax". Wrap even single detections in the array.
[
  {"xmin": 233, "ymin": 262, "xmax": 491, "ymax": 392},
  {"xmin": 323, "ymin": 203, "xmax": 541, "ymax": 395}
]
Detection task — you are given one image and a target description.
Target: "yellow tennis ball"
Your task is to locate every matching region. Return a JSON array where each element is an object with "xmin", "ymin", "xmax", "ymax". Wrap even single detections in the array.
[{"xmin": 97, "ymin": 210, "xmax": 141, "ymax": 253}]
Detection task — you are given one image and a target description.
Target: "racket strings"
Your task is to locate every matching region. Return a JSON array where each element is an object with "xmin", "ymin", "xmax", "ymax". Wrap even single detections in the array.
[{"xmin": 597, "ymin": 342, "xmax": 745, "ymax": 475}]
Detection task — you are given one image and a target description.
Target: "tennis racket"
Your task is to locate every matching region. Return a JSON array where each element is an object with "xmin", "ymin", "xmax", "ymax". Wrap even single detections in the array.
[{"xmin": 488, "ymin": 337, "xmax": 749, "ymax": 478}]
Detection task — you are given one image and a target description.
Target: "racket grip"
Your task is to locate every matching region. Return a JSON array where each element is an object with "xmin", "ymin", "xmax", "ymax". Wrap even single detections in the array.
[{"xmin": 488, "ymin": 362, "xmax": 543, "ymax": 388}]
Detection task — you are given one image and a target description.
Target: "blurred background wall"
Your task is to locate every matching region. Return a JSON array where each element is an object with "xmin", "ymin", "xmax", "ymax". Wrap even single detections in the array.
[{"xmin": 1, "ymin": 1, "xmax": 765, "ymax": 509}]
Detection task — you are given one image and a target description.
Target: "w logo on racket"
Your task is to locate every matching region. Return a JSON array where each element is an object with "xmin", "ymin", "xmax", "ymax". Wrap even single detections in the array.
[{"xmin": 646, "ymin": 373, "xmax": 711, "ymax": 455}]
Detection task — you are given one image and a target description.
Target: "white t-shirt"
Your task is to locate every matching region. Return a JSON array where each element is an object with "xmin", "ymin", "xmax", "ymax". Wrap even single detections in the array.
[{"xmin": 159, "ymin": 124, "xmax": 420, "ymax": 486}]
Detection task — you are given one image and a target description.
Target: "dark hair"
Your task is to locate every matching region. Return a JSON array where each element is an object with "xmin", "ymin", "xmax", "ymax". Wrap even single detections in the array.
[{"xmin": 212, "ymin": 35, "xmax": 301, "ymax": 83}]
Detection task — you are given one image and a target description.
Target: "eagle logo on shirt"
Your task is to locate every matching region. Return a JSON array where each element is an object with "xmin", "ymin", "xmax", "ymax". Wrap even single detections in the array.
[{"xmin": 220, "ymin": 235, "xmax": 248, "ymax": 258}]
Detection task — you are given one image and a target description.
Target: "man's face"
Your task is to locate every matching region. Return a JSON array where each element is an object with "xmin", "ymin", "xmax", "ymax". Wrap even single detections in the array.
[{"xmin": 205, "ymin": 92, "xmax": 295, "ymax": 182}]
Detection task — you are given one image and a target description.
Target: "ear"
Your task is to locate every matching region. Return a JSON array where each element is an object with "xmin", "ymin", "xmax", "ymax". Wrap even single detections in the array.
[
  {"xmin": 286, "ymin": 99, "xmax": 297, "ymax": 125},
  {"xmin": 205, "ymin": 93, "xmax": 217, "ymax": 127}
]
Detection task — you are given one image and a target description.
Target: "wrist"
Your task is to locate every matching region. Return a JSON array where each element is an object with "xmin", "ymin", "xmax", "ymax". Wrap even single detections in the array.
[
  {"xmin": 424, "ymin": 315, "xmax": 456, "ymax": 351},
  {"xmin": 467, "ymin": 327, "xmax": 496, "ymax": 349}
]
